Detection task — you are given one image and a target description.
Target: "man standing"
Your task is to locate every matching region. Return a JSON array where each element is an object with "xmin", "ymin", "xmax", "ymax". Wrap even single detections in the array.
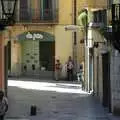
[
  {"xmin": 55, "ymin": 59, "xmax": 62, "ymax": 81},
  {"xmin": 67, "ymin": 56, "xmax": 74, "ymax": 81}
]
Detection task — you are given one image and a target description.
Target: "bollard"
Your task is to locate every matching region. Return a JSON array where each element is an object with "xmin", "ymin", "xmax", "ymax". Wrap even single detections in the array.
[{"xmin": 30, "ymin": 105, "xmax": 37, "ymax": 116}]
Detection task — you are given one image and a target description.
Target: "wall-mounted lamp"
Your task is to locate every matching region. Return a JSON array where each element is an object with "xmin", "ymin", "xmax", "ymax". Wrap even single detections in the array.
[
  {"xmin": 64, "ymin": 25, "xmax": 80, "ymax": 32},
  {"xmin": 80, "ymin": 39, "xmax": 84, "ymax": 44},
  {"xmin": 93, "ymin": 41, "xmax": 106, "ymax": 48},
  {"xmin": 93, "ymin": 41, "xmax": 108, "ymax": 54}
]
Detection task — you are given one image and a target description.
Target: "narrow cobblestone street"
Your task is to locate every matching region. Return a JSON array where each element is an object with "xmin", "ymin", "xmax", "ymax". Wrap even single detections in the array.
[{"xmin": 5, "ymin": 78, "xmax": 120, "ymax": 120}]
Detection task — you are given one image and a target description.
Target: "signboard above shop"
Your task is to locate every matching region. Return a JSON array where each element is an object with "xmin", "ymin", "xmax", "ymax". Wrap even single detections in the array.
[
  {"xmin": 17, "ymin": 31, "xmax": 54, "ymax": 42},
  {"xmin": 26, "ymin": 32, "xmax": 44, "ymax": 40}
]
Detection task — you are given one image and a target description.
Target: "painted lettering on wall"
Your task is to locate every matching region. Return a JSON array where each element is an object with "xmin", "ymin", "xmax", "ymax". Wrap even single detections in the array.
[{"xmin": 26, "ymin": 32, "xmax": 43, "ymax": 40}]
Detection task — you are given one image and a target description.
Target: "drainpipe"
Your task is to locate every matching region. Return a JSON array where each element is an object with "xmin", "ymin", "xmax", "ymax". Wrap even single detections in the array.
[
  {"xmin": 0, "ymin": 33, "xmax": 5, "ymax": 91},
  {"xmin": 84, "ymin": 9, "xmax": 89, "ymax": 92},
  {"xmin": 73, "ymin": 0, "xmax": 77, "ymax": 76},
  {"xmin": 74, "ymin": 0, "xmax": 77, "ymax": 28},
  {"xmin": 87, "ymin": 2, "xmax": 90, "ymax": 93}
]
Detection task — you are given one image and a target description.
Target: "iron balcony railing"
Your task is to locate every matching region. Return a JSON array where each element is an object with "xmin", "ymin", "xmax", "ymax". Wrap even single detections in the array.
[{"xmin": 15, "ymin": 8, "xmax": 59, "ymax": 23}]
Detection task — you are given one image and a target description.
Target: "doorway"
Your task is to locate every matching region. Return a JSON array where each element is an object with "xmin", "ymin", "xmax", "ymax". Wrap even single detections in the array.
[
  {"xmin": 102, "ymin": 53, "xmax": 111, "ymax": 112},
  {"xmin": 39, "ymin": 41, "xmax": 55, "ymax": 71}
]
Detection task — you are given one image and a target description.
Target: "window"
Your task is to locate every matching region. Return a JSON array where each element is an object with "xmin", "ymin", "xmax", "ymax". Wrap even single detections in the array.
[
  {"xmin": 40, "ymin": 0, "xmax": 58, "ymax": 20},
  {"xmin": 108, "ymin": 0, "xmax": 113, "ymax": 8},
  {"xmin": 19, "ymin": 0, "xmax": 58, "ymax": 22},
  {"xmin": 20, "ymin": 0, "xmax": 30, "ymax": 21},
  {"xmin": 93, "ymin": 10, "xmax": 107, "ymax": 25},
  {"xmin": 43, "ymin": 0, "xmax": 52, "ymax": 9}
]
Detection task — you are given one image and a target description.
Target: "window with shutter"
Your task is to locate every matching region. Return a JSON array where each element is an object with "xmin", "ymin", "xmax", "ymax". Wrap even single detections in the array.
[
  {"xmin": 40, "ymin": 0, "xmax": 58, "ymax": 20},
  {"xmin": 19, "ymin": 0, "xmax": 58, "ymax": 23},
  {"xmin": 0, "ymin": 1, "xmax": 2, "ymax": 19},
  {"xmin": 32, "ymin": 0, "xmax": 40, "ymax": 22},
  {"xmin": 20, "ymin": 0, "xmax": 31, "ymax": 22},
  {"xmin": 108, "ymin": 0, "xmax": 113, "ymax": 8}
]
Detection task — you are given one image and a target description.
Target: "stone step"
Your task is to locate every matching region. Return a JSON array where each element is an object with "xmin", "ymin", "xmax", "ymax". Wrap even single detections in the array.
[
  {"xmin": 23, "ymin": 71, "xmax": 54, "ymax": 77},
  {"xmin": 9, "ymin": 71, "xmax": 55, "ymax": 79},
  {"xmin": 5, "ymin": 118, "xmax": 29, "ymax": 120}
]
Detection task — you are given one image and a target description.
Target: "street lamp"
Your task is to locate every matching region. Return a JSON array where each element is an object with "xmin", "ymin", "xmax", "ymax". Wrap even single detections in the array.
[
  {"xmin": 64, "ymin": 25, "xmax": 81, "ymax": 31},
  {"xmin": 0, "ymin": 0, "xmax": 17, "ymax": 30}
]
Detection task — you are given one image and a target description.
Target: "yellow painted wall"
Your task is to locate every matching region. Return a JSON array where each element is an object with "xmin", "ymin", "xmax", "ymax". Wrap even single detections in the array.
[
  {"xmin": 77, "ymin": 0, "xmax": 87, "ymax": 12},
  {"xmin": 77, "ymin": 0, "xmax": 107, "ymax": 12},
  {"xmin": 10, "ymin": 0, "xmax": 84, "ymax": 76},
  {"xmin": 10, "ymin": 0, "xmax": 74, "ymax": 69},
  {"xmin": 77, "ymin": 31, "xmax": 85, "ymax": 63},
  {"xmin": 93, "ymin": 0, "xmax": 107, "ymax": 8},
  {"xmin": 11, "ymin": 25, "xmax": 54, "ymax": 37},
  {"xmin": 10, "ymin": 25, "xmax": 55, "ymax": 75},
  {"xmin": 11, "ymin": 41, "xmax": 22, "ymax": 76},
  {"xmin": 59, "ymin": 0, "xmax": 73, "ymax": 24},
  {"xmin": 55, "ymin": 26, "xmax": 73, "ymax": 64}
]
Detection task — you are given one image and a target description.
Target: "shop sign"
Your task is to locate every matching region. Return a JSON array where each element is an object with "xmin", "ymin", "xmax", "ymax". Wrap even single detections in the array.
[
  {"xmin": 26, "ymin": 32, "xmax": 43, "ymax": 40},
  {"xmin": 18, "ymin": 31, "xmax": 54, "ymax": 42}
]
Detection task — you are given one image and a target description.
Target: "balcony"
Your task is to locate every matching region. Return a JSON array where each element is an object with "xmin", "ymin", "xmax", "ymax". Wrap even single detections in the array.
[{"xmin": 15, "ymin": 8, "xmax": 59, "ymax": 24}]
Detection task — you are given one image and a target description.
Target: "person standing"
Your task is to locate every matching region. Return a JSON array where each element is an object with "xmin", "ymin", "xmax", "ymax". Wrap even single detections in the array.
[
  {"xmin": 67, "ymin": 56, "xmax": 74, "ymax": 81},
  {"xmin": 61, "ymin": 62, "xmax": 68, "ymax": 80},
  {"xmin": 0, "ymin": 90, "xmax": 8, "ymax": 120},
  {"xmin": 55, "ymin": 59, "xmax": 62, "ymax": 81},
  {"xmin": 79, "ymin": 64, "xmax": 83, "ymax": 81}
]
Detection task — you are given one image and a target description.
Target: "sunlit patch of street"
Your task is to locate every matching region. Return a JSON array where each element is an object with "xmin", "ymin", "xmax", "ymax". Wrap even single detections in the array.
[{"xmin": 8, "ymin": 79, "xmax": 89, "ymax": 94}]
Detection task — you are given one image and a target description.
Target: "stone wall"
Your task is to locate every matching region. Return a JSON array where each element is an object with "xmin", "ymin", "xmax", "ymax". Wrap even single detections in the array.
[{"xmin": 111, "ymin": 49, "xmax": 120, "ymax": 115}]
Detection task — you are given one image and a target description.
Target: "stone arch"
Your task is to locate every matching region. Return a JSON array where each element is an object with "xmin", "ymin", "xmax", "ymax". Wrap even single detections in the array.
[{"xmin": 11, "ymin": 30, "xmax": 55, "ymax": 77}]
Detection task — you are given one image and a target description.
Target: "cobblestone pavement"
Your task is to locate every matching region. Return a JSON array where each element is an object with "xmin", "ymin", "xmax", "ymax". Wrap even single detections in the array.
[{"xmin": 5, "ymin": 78, "xmax": 120, "ymax": 120}]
